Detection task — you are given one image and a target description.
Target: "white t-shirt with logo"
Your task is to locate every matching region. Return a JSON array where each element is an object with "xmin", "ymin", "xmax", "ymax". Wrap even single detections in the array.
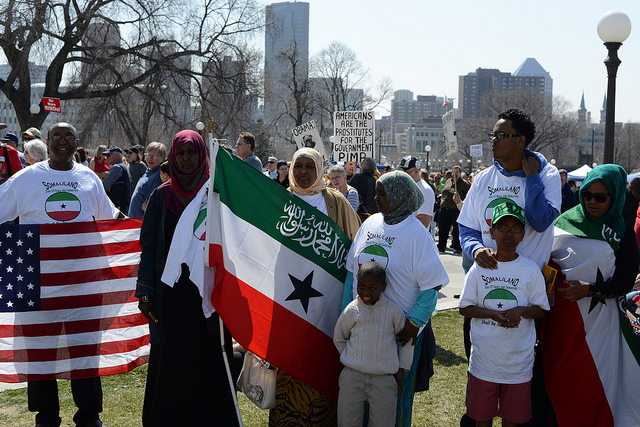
[
  {"xmin": 457, "ymin": 164, "xmax": 561, "ymax": 269},
  {"xmin": 346, "ymin": 213, "xmax": 449, "ymax": 315},
  {"xmin": 458, "ymin": 256, "xmax": 549, "ymax": 384},
  {"xmin": 414, "ymin": 180, "xmax": 435, "ymax": 218},
  {"xmin": 0, "ymin": 161, "xmax": 119, "ymax": 224}
]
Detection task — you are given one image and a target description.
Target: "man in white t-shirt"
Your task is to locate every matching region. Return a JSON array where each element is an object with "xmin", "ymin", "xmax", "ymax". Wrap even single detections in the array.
[
  {"xmin": 457, "ymin": 108, "xmax": 561, "ymax": 427},
  {"xmin": 398, "ymin": 156, "xmax": 435, "ymax": 229},
  {"xmin": 0, "ymin": 122, "xmax": 118, "ymax": 427}
]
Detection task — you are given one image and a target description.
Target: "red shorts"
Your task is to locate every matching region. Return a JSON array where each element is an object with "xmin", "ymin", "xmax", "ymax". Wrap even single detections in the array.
[{"xmin": 466, "ymin": 373, "xmax": 531, "ymax": 424}]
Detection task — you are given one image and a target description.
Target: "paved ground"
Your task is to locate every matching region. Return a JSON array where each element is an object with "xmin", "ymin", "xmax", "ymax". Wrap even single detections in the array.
[{"xmin": 436, "ymin": 248, "xmax": 466, "ymax": 312}]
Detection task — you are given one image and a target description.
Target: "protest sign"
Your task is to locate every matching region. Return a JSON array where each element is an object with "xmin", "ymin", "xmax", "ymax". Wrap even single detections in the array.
[
  {"xmin": 291, "ymin": 121, "xmax": 331, "ymax": 169},
  {"xmin": 332, "ymin": 111, "xmax": 374, "ymax": 163},
  {"xmin": 470, "ymin": 144, "xmax": 483, "ymax": 158},
  {"xmin": 442, "ymin": 110, "xmax": 457, "ymax": 156}
]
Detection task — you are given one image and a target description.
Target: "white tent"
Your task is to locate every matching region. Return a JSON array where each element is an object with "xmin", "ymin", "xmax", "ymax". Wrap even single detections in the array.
[{"xmin": 567, "ymin": 164, "xmax": 592, "ymax": 181}]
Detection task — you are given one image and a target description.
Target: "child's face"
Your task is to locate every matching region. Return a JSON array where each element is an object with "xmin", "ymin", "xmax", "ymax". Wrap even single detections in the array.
[
  {"xmin": 160, "ymin": 171, "xmax": 170, "ymax": 183},
  {"xmin": 490, "ymin": 216, "xmax": 525, "ymax": 251},
  {"xmin": 357, "ymin": 274, "xmax": 386, "ymax": 305}
]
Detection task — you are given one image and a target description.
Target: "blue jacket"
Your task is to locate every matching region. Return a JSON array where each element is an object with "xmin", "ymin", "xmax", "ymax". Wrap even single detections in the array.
[
  {"xmin": 135, "ymin": 188, "xmax": 171, "ymax": 344},
  {"xmin": 460, "ymin": 150, "xmax": 559, "ymax": 259},
  {"xmin": 128, "ymin": 167, "xmax": 162, "ymax": 217}
]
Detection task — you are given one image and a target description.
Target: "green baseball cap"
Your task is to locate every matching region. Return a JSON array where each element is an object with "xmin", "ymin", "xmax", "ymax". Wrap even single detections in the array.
[{"xmin": 491, "ymin": 200, "xmax": 525, "ymax": 227}]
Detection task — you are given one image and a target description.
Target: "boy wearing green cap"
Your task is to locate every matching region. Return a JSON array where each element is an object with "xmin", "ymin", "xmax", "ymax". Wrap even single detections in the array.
[{"xmin": 458, "ymin": 200, "xmax": 550, "ymax": 427}]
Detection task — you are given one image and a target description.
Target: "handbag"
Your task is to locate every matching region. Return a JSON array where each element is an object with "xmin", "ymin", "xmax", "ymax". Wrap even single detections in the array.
[{"xmin": 237, "ymin": 351, "xmax": 277, "ymax": 409}]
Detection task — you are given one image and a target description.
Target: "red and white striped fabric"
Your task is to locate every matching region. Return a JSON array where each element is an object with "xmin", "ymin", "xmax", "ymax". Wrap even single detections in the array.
[{"xmin": 0, "ymin": 219, "xmax": 149, "ymax": 382}]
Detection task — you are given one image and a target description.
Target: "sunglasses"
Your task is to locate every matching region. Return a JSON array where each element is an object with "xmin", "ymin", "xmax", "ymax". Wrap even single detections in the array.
[{"xmin": 582, "ymin": 191, "xmax": 610, "ymax": 203}]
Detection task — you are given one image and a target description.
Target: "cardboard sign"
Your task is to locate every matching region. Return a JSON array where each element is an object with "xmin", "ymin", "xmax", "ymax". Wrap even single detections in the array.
[
  {"xmin": 470, "ymin": 144, "xmax": 483, "ymax": 158},
  {"xmin": 291, "ymin": 120, "xmax": 330, "ymax": 169},
  {"xmin": 332, "ymin": 111, "xmax": 374, "ymax": 163},
  {"xmin": 442, "ymin": 110, "xmax": 457, "ymax": 155},
  {"xmin": 42, "ymin": 97, "xmax": 61, "ymax": 113}
]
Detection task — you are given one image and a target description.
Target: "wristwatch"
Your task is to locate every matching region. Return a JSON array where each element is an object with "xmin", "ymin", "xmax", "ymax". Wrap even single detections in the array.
[{"xmin": 139, "ymin": 295, "xmax": 151, "ymax": 303}]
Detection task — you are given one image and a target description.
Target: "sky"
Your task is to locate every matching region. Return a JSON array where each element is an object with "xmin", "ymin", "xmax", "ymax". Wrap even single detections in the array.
[{"xmin": 264, "ymin": 0, "xmax": 640, "ymax": 123}]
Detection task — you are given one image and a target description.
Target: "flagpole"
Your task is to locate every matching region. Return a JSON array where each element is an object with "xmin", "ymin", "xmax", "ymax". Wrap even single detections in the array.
[{"xmin": 219, "ymin": 317, "xmax": 244, "ymax": 426}]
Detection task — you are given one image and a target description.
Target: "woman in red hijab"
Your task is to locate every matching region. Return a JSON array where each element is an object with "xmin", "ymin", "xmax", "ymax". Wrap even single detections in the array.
[{"xmin": 136, "ymin": 130, "xmax": 240, "ymax": 426}]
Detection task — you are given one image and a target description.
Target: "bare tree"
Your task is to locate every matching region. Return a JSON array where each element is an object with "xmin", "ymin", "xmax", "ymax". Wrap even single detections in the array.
[
  {"xmin": 614, "ymin": 123, "xmax": 640, "ymax": 172},
  {"xmin": 310, "ymin": 41, "xmax": 392, "ymax": 140},
  {"xmin": 196, "ymin": 48, "xmax": 263, "ymax": 142},
  {"xmin": 0, "ymin": 0, "xmax": 263, "ymax": 132},
  {"xmin": 478, "ymin": 89, "xmax": 580, "ymax": 156}
]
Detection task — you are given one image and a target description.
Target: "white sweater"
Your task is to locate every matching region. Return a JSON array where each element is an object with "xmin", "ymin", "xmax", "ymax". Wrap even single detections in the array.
[{"xmin": 333, "ymin": 294, "xmax": 412, "ymax": 375}]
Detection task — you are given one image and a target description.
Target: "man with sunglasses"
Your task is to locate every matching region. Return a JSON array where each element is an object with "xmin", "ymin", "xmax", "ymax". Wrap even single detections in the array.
[
  {"xmin": 0, "ymin": 122, "xmax": 118, "ymax": 427},
  {"xmin": 456, "ymin": 109, "xmax": 561, "ymax": 426},
  {"xmin": 263, "ymin": 156, "xmax": 278, "ymax": 179}
]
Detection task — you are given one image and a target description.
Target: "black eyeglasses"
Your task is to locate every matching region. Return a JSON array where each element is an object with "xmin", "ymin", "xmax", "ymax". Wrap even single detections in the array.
[
  {"xmin": 488, "ymin": 132, "xmax": 521, "ymax": 140},
  {"xmin": 50, "ymin": 135, "xmax": 76, "ymax": 142},
  {"xmin": 495, "ymin": 225, "xmax": 524, "ymax": 234},
  {"xmin": 582, "ymin": 191, "xmax": 610, "ymax": 203}
]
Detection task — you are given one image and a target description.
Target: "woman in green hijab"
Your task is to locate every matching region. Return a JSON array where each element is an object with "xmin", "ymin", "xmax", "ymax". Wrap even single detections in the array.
[
  {"xmin": 543, "ymin": 164, "xmax": 640, "ymax": 426},
  {"xmin": 343, "ymin": 171, "xmax": 450, "ymax": 426}
]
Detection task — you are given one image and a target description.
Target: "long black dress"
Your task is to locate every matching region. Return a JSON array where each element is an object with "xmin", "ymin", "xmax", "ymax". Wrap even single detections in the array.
[{"xmin": 137, "ymin": 189, "xmax": 240, "ymax": 427}]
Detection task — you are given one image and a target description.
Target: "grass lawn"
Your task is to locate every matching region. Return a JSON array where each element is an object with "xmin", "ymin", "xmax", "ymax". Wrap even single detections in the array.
[{"xmin": 0, "ymin": 310, "xmax": 470, "ymax": 426}]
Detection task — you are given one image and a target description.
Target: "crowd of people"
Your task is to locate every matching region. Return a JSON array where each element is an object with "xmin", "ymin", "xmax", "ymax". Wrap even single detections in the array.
[{"xmin": 0, "ymin": 108, "xmax": 639, "ymax": 427}]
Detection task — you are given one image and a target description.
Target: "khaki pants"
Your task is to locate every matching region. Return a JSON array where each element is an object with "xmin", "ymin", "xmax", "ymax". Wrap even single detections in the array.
[{"xmin": 337, "ymin": 367, "xmax": 397, "ymax": 427}]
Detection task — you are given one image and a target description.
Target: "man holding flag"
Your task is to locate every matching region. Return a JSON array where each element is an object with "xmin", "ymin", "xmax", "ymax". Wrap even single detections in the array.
[{"xmin": 0, "ymin": 122, "xmax": 122, "ymax": 427}]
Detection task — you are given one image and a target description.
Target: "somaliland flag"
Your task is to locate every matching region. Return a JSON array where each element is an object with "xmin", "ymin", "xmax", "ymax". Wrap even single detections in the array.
[
  {"xmin": 542, "ymin": 226, "xmax": 640, "ymax": 426},
  {"xmin": 205, "ymin": 143, "xmax": 350, "ymax": 401},
  {"xmin": 0, "ymin": 219, "xmax": 149, "ymax": 382}
]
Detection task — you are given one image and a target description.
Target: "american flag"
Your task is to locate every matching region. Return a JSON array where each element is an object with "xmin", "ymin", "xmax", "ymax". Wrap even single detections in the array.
[{"xmin": 0, "ymin": 219, "xmax": 149, "ymax": 382}]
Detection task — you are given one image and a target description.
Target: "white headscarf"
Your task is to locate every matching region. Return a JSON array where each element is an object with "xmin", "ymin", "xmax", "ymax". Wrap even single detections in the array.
[{"xmin": 289, "ymin": 148, "xmax": 326, "ymax": 195}]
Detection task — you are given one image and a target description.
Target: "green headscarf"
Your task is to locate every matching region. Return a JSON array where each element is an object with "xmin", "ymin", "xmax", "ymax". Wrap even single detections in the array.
[
  {"xmin": 554, "ymin": 164, "xmax": 627, "ymax": 252},
  {"xmin": 377, "ymin": 171, "xmax": 424, "ymax": 225}
]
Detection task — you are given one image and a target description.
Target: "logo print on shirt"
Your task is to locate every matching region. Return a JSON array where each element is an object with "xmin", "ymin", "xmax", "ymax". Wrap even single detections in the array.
[
  {"xmin": 358, "ymin": 245, "xmax": 389, "ymax": 268},
  {"xmin": 45, "ymin": 192, "xmax": 81, "ymax": 222}
]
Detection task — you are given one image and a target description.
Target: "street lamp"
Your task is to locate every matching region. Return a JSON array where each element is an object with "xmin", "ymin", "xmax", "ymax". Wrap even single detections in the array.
[
  {"xmin": 597, "ymin": 10, "xmax": 632, "ymax": 164},
  {"xmin": 424, "ymin": 144, "xmax": 431, "ymax": 171}
]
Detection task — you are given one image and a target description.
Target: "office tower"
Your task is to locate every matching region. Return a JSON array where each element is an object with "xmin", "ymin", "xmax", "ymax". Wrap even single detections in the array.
[
  {"xmin": 458, "ymin": 58, "xmax": 552, "ymax": 119},
  {"xmin": 264, "ymin": 1, "xmax": 310, "ymax": 127}
]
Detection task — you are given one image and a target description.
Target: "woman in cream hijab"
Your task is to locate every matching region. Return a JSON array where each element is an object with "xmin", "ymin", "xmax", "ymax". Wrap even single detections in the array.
[{"xmin": 269, "ymin": 148, "xmax": 361, "ymax": 426}]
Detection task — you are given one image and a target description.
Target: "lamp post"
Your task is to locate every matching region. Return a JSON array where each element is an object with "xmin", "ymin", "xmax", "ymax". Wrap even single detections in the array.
[
  {"xmin": 597, "ymin": 11, "xmax": 632, "ymax": 164},
  {"xmin": 424, "ymin": 144, "xmax": 431, "ymax": 171}
]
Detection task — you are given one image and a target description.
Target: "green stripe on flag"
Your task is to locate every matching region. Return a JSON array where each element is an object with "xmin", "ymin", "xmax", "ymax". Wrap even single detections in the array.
[
  {"xmin": 48, "ymin": 192, "xmax": 78, "ymax": 202},
  {"xmin": 485, "ymin": 289, "xmax": 517, "ymax": 300},
  {"xmin": 213, "ymin": 147, "xmax": 350, "ymax": 281}
]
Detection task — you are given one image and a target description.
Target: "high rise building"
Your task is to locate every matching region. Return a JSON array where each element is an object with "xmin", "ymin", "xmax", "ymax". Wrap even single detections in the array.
[
  {"xmin": 391, "ymin": 91, "xmax": 452, "ymax": 134},
  {"xmin": 264, "ymin": 1, "xmax": 310, "ymax": 127},
  {"xmin": 458, "ymin": 58, "xmax": 552, "ymax": 119}
]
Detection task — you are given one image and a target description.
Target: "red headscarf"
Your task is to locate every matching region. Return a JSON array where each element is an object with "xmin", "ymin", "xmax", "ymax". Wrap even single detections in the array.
[{"xmin": 160, "ymin": 130, "xmax": 209, "ymax": 217}]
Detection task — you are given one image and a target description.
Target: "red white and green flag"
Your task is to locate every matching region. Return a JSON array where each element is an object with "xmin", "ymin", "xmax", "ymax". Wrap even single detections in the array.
[
  {"xmin": 205, "ymin": 143, "xmax": 350, "ymax": 401},
  {"xmin": 542, "ymin": 224, "xmax": 640, "ymax": 426}
]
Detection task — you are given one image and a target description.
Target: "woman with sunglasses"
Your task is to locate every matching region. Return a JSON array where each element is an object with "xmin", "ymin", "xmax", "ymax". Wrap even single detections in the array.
[{"xmin": 543, "ymin": 164, "xmax": 640, "ymax": 426}]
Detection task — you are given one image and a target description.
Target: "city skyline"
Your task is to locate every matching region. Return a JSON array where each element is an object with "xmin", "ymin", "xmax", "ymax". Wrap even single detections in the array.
[{"xmin": 286, "ymin": 0, "xmax": 640, "ymax": 123}]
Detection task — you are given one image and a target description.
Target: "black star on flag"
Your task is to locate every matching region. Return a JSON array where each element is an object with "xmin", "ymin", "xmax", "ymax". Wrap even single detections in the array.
[
  {"xmin": 588, "ymin": 267, "xmax": 607, "ymax": 313},
  {"xmin": 285, "ymin": 271, "xmax": 323, "ymax": 313}
]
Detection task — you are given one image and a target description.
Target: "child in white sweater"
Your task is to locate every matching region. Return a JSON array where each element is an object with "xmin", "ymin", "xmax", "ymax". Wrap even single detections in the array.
[{"xmin": 333, "ymin": 261, "xmax": 412, "ymax": 427}]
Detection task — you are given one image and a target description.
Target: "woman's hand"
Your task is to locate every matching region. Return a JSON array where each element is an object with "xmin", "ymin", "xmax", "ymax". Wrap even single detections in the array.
[
  {"xmin": 559, "ymin": 281, "xmax": 590, "ymax": 302},
  {"xmin": 397, "ymin": 319, "xmax": 420, "ymax": 347},
  {"xmin": 138, "ymin": 301, "xmax": 154, "ymax": 320}
]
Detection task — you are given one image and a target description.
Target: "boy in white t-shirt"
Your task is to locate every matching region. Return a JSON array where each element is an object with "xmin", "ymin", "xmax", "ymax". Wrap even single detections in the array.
[
  {"xmin": 458, "ymin": 201, "xmax": 549, "ymax": 427},
  {"xmin": 333, "ymin": 261, "xmax": 411, "ymax": 427}
]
